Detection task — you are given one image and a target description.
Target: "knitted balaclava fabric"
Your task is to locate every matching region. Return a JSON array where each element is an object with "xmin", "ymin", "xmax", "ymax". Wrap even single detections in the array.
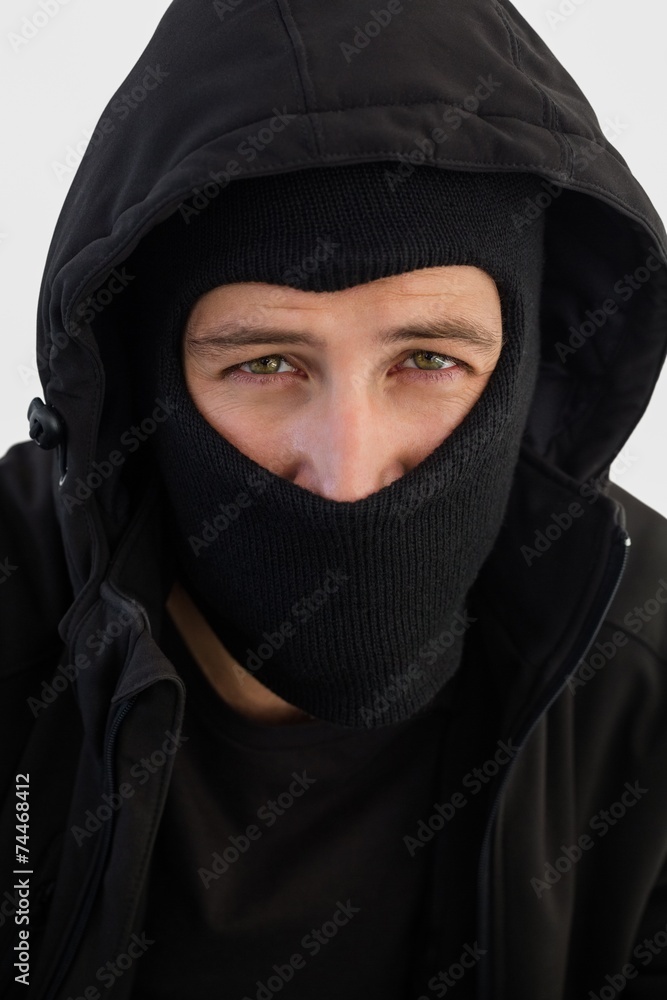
[{"xmin": 127, "ymin": 163, "xmax": 545, "ymax": 729}]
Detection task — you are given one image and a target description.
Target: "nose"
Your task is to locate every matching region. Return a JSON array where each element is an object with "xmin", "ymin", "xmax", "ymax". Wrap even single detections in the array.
[{"xmin": 291, "ymin": 384, "xmax": 413, "ymax": 502}]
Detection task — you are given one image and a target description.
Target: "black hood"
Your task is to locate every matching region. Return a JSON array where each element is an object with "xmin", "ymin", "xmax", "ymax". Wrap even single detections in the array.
[{"xmin": 33, "ymin": 0, "xmax": 667, "ymax": 603}]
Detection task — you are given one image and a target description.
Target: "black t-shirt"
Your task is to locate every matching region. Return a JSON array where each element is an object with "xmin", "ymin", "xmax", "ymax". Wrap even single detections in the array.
[{"xmin": 131, "ymin": 610, "xmax": 503, "ymax": 999}]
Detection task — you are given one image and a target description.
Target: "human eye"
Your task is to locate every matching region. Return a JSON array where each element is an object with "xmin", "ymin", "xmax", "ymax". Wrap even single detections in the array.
[
  {"xmin": 397, "ymin": 350, "xmax": 471, "ymax": 382},
  {"xmin": 224, "ymin": 354, "xmax": 299, "ymax": 384},
  {"xmin": 220, "ymin": 349, "xmax": 473, "ymax": 387}
]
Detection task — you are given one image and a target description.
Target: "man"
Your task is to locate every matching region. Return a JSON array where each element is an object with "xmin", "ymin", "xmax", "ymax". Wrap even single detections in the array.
[{"xmin": 1, "ymin": 1, "xmax": 666, "ymax": 998}]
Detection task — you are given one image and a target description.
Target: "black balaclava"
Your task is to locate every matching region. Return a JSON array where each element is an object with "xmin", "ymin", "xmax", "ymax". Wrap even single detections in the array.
[{"xmin": 127, "ymin": 163, "xmax": 545, "ymax": 729}]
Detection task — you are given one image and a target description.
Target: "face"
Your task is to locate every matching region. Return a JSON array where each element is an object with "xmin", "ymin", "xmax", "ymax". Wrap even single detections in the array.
[{"xmin": 182, "ymin": 265, "xmax": 503, "ymax": 502}]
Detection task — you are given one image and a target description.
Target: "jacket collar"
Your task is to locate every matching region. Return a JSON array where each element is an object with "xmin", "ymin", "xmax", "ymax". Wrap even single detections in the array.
[{"xmin": 469, "ymin": 444, "xmax": 629, "ymax": 739}]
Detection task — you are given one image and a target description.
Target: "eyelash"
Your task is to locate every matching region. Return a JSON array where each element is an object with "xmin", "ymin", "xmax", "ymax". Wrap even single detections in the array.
[{"xmin": 222, "ymin": 351, "xmax": 471, "ymax": 385}]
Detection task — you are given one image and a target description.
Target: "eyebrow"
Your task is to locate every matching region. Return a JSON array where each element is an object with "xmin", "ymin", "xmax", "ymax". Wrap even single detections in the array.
[{"xmin": 185, "ymin": 316, "xmax": 503, "ymax": 357}]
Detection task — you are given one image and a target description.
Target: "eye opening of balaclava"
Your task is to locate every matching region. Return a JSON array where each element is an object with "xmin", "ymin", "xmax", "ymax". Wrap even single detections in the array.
[{"xmin": 123, "ymin": 163, "xmax": 545, "ymax": 729}]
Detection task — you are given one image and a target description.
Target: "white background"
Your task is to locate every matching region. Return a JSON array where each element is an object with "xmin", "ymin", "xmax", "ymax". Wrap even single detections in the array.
[{"xmin": 1, "ymin": 0, "xmax": 665, "ymax": 514}]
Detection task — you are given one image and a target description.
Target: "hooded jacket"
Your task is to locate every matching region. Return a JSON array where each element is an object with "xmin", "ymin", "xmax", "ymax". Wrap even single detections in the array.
[{"xmin": 2, "ymin": 1, "xmax": 667, "ymax": 997}]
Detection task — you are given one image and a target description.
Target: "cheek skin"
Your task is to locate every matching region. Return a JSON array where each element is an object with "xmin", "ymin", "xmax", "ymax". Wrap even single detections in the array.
[
  {"xmin": 411, "ymin": 365, "xmax": 497, "ymax": 450},
  {"xmin": 183, "ymin": 359, "xmax": 298, "ymax": 471}
]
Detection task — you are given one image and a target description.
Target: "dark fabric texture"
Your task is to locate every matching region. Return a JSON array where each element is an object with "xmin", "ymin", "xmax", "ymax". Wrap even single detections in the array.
[
  {"xmin": 130, "ymin": 594, "xmax": 506, "ymax": 999},
  {"xmin": 1, "ymin": 1, "xmax": 667, "ymax": 998},
  {"xmin": 131, "ymin": 611, "xmax": 460, "ymax": 999},
  {"xmin": 125, "ymin": 165, "xmax": 546, "ymax": 727}
]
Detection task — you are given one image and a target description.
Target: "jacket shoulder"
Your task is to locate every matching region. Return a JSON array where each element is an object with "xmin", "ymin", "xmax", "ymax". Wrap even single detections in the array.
[
  {"xmin": 609, "ymin": 480, "xmax": 667, "ymax": 548},
  {"xmin": 606, "ymin": 481, "xmax": 667, "ymax": 658},
  {"xmin": 0, "ymin": 440, "xmax": 73, "ymax": 674}
]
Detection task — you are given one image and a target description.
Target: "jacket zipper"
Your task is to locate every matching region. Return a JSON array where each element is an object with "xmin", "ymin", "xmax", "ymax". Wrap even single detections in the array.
[
  {"xmin": 42, "ymin": 696, "xmax": 137, "ymax": 1000},
  {"xmin": 475, "ymin": 526, "xmax": 631, "ymax": 999}
]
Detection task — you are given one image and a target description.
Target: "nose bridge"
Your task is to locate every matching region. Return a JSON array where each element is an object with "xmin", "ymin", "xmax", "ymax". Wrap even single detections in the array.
[{"xmin": 302, "ymin": 370, "xmax": 406, "ymax": 501}]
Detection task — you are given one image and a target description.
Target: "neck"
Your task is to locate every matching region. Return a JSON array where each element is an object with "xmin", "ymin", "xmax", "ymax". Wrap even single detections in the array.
[{"xmin": 165, "ymin": 579, "xmax": 315, "ymax": 727}]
